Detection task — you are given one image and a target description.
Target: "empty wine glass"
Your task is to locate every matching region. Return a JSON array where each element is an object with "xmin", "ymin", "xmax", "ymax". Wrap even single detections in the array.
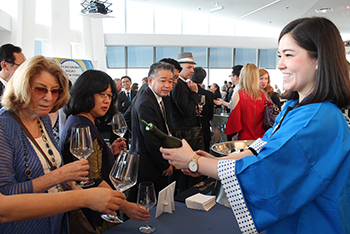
[
  {"xmin": 137, "ymin": 182, "xmax": 157, "ymax": 233},
  {"xmin": 101, "ymin": 151, "xmax": 140, "ymax": 223},
  {"xmin": 70, "ymin": 126, "xmax": 94, "ymax": 187},
  {"xmin": 112, "ymin": 112, "xmax": 128, "ymax": 138},
  {"xmin": 199, "ymin": 95, "xmax": 206, "ymax": 107}
]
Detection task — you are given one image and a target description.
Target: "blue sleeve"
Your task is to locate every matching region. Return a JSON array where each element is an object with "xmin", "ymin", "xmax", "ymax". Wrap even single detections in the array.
[{"xmin": 234, "ymin": 102, "xmax": 350, "ymax": 230}]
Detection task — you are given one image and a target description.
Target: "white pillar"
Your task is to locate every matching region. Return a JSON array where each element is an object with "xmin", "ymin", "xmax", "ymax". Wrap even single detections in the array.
[
  {"xmin": 16, "ymin": 0, "xmax": 36, "ymax": 57},
  {"xmin": 51, "ymin": 0, "xmax": 71, "ymax": 58},
  {"xmin": 82, "ymin": 15, "xmax": 107, "ymax": 71}
]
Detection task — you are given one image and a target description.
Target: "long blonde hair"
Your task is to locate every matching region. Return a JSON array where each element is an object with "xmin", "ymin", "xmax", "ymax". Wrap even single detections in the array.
[
  {"xmin": 1, "ymin": 55, "xmax": 69, "ymax": 112},
  {"xmin": 239, "ymin": 63, "xmax": 262, "ymax": 100}
]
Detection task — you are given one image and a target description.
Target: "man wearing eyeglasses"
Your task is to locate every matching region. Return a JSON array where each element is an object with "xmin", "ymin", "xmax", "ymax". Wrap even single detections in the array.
[{"xmin": 0, "ymin": 44, "xmax": 26, "ymax": 100}]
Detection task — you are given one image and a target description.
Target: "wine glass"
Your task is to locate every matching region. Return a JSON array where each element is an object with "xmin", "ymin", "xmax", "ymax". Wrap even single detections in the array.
[
  {"xmin": 197, "ymin": 95, "xmax": 206, "ymax": 117},
  {"xmin": 101, "ymin": 151, "xmax": 140, "ymax": 223},
  {"xmin": 137, "ymin": 182, "xmax": 157, "ymax": 233},
  {"xmin": 70, "ymin": 126, "xmax": 95, "ymax": 187},
  {"xmin": 112, "ymin": 112, "xmax": 128, "ymax": 138},
  {"xmin": 199, "ymin": 95, "xmax": 206, "ymax": 107}
]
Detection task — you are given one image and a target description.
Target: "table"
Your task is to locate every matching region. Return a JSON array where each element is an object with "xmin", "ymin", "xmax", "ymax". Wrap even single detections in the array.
[{"xmin": 103, "ymin": 201, "xmax": 241, "ymax": 234}]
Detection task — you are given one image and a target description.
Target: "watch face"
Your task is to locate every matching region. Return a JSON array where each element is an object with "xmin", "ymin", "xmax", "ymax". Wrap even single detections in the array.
[{"xmin": 189, "ymin": 161, "xmax": 198, "ymax": 172}]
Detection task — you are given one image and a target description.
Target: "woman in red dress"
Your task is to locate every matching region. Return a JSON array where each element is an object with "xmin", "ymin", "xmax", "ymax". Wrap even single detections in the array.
[{"xmin": 224, "ymin": 63, "xmax": 270, "ymax": 140}]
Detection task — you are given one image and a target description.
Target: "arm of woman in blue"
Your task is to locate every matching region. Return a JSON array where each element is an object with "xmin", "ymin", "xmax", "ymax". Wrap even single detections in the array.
[{"xmin": 162, "ymin": 100, "xmax": 350, "ymax": 233}]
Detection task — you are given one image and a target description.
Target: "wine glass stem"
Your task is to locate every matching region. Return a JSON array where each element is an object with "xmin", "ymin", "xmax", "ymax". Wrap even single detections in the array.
[{"xmin": 116, "ymin": 188, "xmax": 124, "ymax": 221}]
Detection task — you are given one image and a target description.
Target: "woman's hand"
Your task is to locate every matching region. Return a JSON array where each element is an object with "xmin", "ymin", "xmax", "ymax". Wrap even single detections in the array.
[
  {"xmin": 55, "ymin": 159, "xmax": 90, "ymax": 184},
  {"xmin": 112, "ymin": 138, "xmax": 127, "ymax": 155},
  {"xmin": 160, "ymin": 139, "xmax": 194, "ymax": 170},
  {"xmin": 120, "ymin": 201, "xmax": 150, "ymax": 221},
  {"xmin": 84, "ymin": 188, "xmax": 126, "ymax": 215}
]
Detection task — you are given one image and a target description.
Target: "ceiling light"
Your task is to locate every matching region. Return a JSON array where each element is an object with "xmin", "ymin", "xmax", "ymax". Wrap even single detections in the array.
[
  {"xmin": 210, "ymin": 2, "xmax": 224, "ymax": 13},
  {"xmin": 315, "ymin": 7, "xmax": 333, "ymax": 13},
  {"xmin": 238, "ymin": 0, "xmax": 280, "ymax": 19}
]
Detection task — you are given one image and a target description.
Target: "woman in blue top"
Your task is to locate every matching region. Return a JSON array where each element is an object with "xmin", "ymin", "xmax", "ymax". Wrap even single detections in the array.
[
  {"xmin": 161, "ymin": 17, "xmax": 350, "ymax": 234},
  {"xmin": 0, "ymin": 55, "xmax": 90, "ymax": 234}
]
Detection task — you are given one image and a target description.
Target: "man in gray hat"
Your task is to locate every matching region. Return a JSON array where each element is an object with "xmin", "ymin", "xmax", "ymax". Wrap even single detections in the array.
[
  {"xmin": 169, "ymin": 52, "xmax": 203, "ymax": 194},
  {"xmin": 170, "ymin": 52, "xmax": 199, "ymax": 129}
]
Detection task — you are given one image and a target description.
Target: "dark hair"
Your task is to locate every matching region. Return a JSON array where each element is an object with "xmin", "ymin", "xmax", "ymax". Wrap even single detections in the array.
[
  {"xmin": 0, "ymin": 44, "xmax": 22, "ymax": 71},
  {"xmin": 64, "ymin": 70, "xmax": 118, "ymax": 124},
  {"xmin": 159, "ymin": 58, "xmax": 182, "ymax": 72},
  {"xmin": 192, "ymin": 67, "xmax": 207, "ymax": 84},
  {"xmin": 279, "ymin": 17, "xmax": 350, "ymax": 108},
  {"xmin": 121, "ymin": 75, "xmax": 131, "ymax": 82},
  {"xmin": 148, "ymin": 62, "xmax": 174, "ymax": 78},
  {"xmin": 232, "ymin": 65, "xmax": 243, "ymax": 77}
]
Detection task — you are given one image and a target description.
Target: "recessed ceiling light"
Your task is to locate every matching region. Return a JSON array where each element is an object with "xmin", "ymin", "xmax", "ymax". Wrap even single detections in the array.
[{"xmin": 315, "ymin": 7, "xmax": 333, "ymax": 13}]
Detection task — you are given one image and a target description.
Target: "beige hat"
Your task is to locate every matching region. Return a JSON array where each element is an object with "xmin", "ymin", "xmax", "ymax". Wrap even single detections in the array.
[{"xmin": 176, "ymin": 52, "xmax": 196, "ymax": 64}]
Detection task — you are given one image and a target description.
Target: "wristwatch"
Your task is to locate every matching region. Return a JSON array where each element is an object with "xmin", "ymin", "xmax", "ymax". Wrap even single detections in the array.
[{"xmin": 188, "ymin": 154, "xmax": 200, "ymax": 173}]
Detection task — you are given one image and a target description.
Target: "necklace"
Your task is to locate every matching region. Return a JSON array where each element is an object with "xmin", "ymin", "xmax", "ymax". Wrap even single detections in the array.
[
  {"xmin": 20, "ymin": 130, "xmax": 33, "ymax": 181},
  {"xmin": 37, "ymin": 119, "xmax": 58, "ymax": 170}
]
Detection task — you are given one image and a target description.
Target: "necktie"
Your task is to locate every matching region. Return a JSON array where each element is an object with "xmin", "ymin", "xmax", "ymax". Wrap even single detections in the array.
[
  {"xmin": 126, "ymin": 92, "xmax": 131, "ymax": 102},
  {"xmin": 160, "ymin": 100, "xmax": 171, "ymax": 136}
]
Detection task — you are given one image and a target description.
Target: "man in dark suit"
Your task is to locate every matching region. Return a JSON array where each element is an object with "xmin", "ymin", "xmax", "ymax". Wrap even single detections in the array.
[
  {"xmin": 170, "ymin": 52, "xmax": 200, "ymax": 139},
  {"xmin": 192, "ymin": 67, "xmax": 214, "ymax": 152},
  {"xmin": 129, "ymin": 62, "xmax": 174, "ymax": 201},
  {"xmin": 117, "ymin": 76, "xmax": 137, "ymax": 114},
  {"xmin": 0, "ymin": 44, "xmax": 26, "ymax": 102}
]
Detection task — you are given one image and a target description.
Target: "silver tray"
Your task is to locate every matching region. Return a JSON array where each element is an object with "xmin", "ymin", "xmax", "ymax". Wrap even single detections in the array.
[{"xmin": 210, "ymin": 140, "xmax": 255, "ymax": 157}]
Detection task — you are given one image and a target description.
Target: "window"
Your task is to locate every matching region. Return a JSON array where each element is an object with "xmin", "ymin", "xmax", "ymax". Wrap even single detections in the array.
[
  {"xmin": 235, "ymin": 48, "xmax": 257, "ymax": 65},
  {"xmin": 259, "ymin": 49, "xmax": 277, "ymax": 69},
  {"xmin": 34, "ymin": 40, "xmax": 42, "ymax": 55},
  {"xmin": 209, "ymin": 48, "xmax": 233, "ymax": 68},
  {"xmin": 106, "ymin": 46, "xmax": 125, "ymax": 68},
  {"xmin": 127, "ymin": 46, "xmax": 153, "ymax": 68},
  {"xmin": 155, "ymin": 47, "xmax": 181, "ymax": 61}
]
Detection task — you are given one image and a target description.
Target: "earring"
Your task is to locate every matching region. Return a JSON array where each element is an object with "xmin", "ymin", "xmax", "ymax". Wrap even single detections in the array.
[{"xmin": 316, "ymin": 65, "xmax": 318, "ymax": 70}]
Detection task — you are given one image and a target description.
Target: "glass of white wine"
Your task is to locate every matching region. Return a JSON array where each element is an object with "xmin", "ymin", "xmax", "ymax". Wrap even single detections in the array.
[
  {"xmin": 70, "ymin": 126, "xmax": 94, "ymax": 187},
  {"xmin": 137, "ymin": 181, "xmax": 157, "ymax": 233},
  {"xmin": 101, "ymin": 151, "xmax": 140, "ymax": 223},
  {"xmin": 112, "ymin": 112, "xmax": 128, "ymax": 138}
]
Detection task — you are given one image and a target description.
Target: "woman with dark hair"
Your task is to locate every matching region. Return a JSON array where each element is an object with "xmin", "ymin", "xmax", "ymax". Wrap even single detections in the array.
[
  {"xmin": 59, "ymin": 70, "xmax": 149, "ymax": 233},
  {"xmin": 259, "ymin": 68, "xmax": 282, "ymax": 110},
  {"xmin": 161, "ymin": 17, "xmax": 350, "ymax": 233},
  {"xmin": 211, "ymin": 83, "xmax": 222, "ymax": 114}
]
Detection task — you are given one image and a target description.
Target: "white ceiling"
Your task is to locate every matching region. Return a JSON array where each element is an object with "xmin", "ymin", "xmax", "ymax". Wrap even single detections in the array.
[{"xmin": 130, "ymin": 0, "xmax": 350, "ymax": 39}]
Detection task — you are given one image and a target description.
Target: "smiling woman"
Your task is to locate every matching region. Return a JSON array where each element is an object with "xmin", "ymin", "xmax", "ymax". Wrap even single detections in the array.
[
  {"xmin": 161, "ymin": 17, "xmax": 350, "ymax": 234},
  {"xmin": 0, "ymin": 55, "xmax": 91, "ymax": 234}
]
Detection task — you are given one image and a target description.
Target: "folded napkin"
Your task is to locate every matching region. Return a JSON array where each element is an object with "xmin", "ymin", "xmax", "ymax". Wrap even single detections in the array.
[{"xmin": 185, "ymin": 193, "xmax": 216, "ymax": 211}]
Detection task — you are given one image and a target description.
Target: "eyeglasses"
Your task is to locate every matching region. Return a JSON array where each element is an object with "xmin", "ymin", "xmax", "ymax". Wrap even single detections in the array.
[
  {"xmin": 99, "ymin": 93, "xmax": 115, "ymax": 100},
  {"xmin": 32, "ymin": 87, "xmax": 63, "ymax": 98}
]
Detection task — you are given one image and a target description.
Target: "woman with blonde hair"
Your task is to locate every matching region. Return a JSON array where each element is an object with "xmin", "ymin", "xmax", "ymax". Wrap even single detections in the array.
[
  {"xmin": 224, "ymin": 63, "xmax": 271, "ymax": 140},
  {"xmin": 259, "ymin": 68, "xmax": 282, "ymax": 110},
  {"xmin": 0, "ymin": 55, "xmax": 91, "ymax": 233}
]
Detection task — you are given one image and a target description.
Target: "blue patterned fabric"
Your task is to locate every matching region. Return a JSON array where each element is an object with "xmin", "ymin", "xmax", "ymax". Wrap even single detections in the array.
[
  {"xmin": 218, "ymin": 100, "xmax": 350, "ymax": 234},
  {"xmin": 0, "ymin": 109, "xmax": 68, "ymax": 234}
]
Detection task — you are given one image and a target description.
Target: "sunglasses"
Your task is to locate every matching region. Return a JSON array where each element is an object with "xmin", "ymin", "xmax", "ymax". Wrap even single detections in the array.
[{"xmin": 32, "ymin": 87, "xmax": 63, "ymax": 98}]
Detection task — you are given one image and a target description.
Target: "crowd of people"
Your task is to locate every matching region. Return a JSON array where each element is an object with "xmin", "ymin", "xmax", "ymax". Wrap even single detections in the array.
[{"xmin": 0, "ymin": 16, "xmax": 349, "ymax": 234}]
